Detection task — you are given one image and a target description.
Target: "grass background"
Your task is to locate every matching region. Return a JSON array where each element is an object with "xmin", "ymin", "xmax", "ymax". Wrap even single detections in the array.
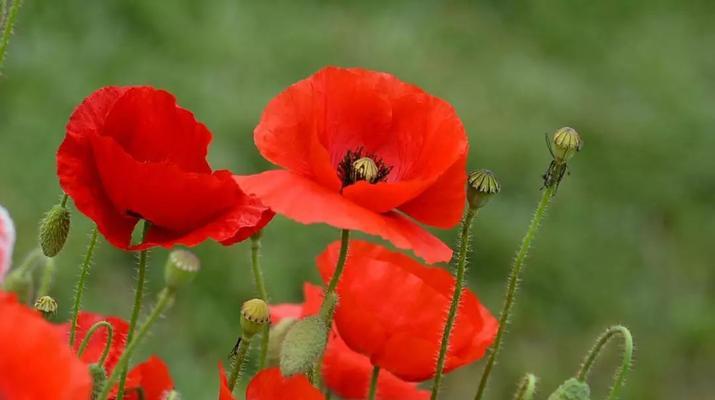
[{"xmin": 1, "ymin": 0, "xmax": 714, "ymax": 398}]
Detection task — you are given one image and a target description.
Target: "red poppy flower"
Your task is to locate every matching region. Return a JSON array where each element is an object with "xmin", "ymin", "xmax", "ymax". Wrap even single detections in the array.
[
  {"xmin": 0, "ymin": 292, "xmax": 91, "ymax": 400},
  {"xmin": 121, "ymin": 356, "xmax": 173, "ymax": 400},
  {"xmin": 317, "ymin": 240, "xmax": 498, "ymax": 382},
  {"xmin": 272, "ymin": 284, "xmax": 429, "ymax": 399},
  {"xmin": 247, "ymin": 368, "xmax": 324, "ymax": 400},
  {"xmin": 57, "ymin": 86, "xmax": 273, "ymax": 250},
  {"xmin": 0, "ymin": 205, "xmax": 15, "ymax": 283},
  {"xmin": 236, "ymin": 67, "xmax": 468, "ymax": 263}
]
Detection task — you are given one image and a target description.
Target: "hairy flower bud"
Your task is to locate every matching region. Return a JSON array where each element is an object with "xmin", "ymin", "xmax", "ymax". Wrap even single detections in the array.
[
  {"xmin": 34, "ymin": 295, "xmax": 58, "ymax": 317},
  {"xmin": 547, "ymin": 378, "xmax": 591, "ymax": 400},
  {"xmin": 89, "ymin": 363, "xmax": 107, "ymax": 400},
  {"xmin": 552, "ymin": 127, "xmax": 582, "ymax": 163},
  {"xmin": 467, "ymin": 169, "xmax": 500, "ymax": 209},
  {"xmin": 39, "ymin": 205, "xmax": 71, "ymax": 257},
  {"xmin": 241, "ymin": 298, "xmax": 270, "ymax": 338},
  {"xmin": 267, "ymin": 317, "xmax": 298, "ymax": 367},
  {"xmin": 352, "ymin": 157, "xmax": 380, "ymax": 183},
  {"xmin": 2, "ymin": 270, "xmax": 33, "ymax": 304},
  {"xmin": 164, "ymin": 249, "xmax": 200, "ymax": 290},
  {"xmin": 280, "ymin": 316, "xmax": 328, "ymax": 376}
]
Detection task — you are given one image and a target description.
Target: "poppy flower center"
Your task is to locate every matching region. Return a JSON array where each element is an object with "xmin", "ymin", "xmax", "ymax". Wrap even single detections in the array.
[{"xmin": 337, "ymin": 148, "xmax": 392, "ymax": 187}]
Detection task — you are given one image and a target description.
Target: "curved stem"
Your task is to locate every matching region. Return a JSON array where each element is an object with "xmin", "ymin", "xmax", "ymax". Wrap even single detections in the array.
[
  {"xmin": 431, "ymin": 207, "xmax": 478, "ymax": 400},
  {"xmin": 98, "ymin": 287, "xmax": 175, "ymax": 400},
  {"xmin": 368, "ymin": 366, "xmax": 380, "ymax": 400},
  {"xmin": 513, "ymin": 373, "xmax": 537, "ymax": 400},
  {"xmin": 227, "ymin": 335, "xmax": 251, "ymax": 392},
  {"xmin": 324, "ymin": 229, "xmax": 350, "ymax": 298},
  {"xmin": 69, "ymin": 226, "xmax": 99, "ymax": 346},
  {"xmin": 77, "ymin": 321, "xmax": 114, "ymax": 367},
  {"xmin": 250, "ymin": 234, "xmax": 271, "ymax": 370},
  {"xmin": 474, "ymin": 185, "xmax": 556, "ymax": 400},
  {"xmin": 576, "ymin": 325, "xmax": 633, "ymax": 400},
  {"xmin": 0, "ymin": 0, "xmax": 21, "ymax": 72}
]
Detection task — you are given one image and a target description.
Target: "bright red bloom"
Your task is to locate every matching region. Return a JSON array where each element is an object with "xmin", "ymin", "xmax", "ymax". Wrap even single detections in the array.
[
  {"xmin": 0, "ymin": 292, "xmax": 91, "ymax": 400},
  {"xmin": 57, "ymin": 86, "xmax": 273, "ymax": 250},
  {"xmin": 317, "ymin": 240, "xmax": 498, "ymax": 382},
  {"xmin": 0, "ymin": 205, "xmax": 15, "ymax": 283},
  {"xmin": 246, "ymin": 368, "xmax": 324, "ymax": 400},
  {"xmin": 121, "ymin": 356, "xmax": 173, "ymax": 400},
  {"xmin": 272, "ymin": 284, "xmax": 429, "ymax": 399},
  {"xmin": 237, "ymin": 67, "xmax": 468, "ymax": 263}
]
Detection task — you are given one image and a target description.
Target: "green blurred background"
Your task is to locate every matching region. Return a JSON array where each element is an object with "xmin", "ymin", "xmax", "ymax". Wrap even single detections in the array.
[{"xmin": 1, "ymin": 1, "xmax": 713, "ymax": 398}]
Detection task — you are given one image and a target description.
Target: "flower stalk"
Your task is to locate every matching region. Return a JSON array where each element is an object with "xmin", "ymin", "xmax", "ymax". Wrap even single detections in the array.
[
  {"xmin": 368, "ymin": 366, "xmax": 380, "ymax": 400},
  {"xmin": 0, "ymin": 0, "xmax": 22, "ymax": 72},
  {"xmin": 513, "ymin": 373, "xmax": 537, "ymax": 400},
  {"xmin": 250, "ymin": 233, "xmax": 271, "ymax": 369},
  {"xmin": 77, "ymin": 320, "xmax": 114, "ymax": 367},
  {"xmin": 576, "ymin": 325, "xmax": 633, "ymax": 400},
  {"xmin": 69, "ymin": 226, "xmax": 99, "ymax": 346},
  {"xmin": 227, "ymin": 335, "xmax": 251, "ymax": 392}
]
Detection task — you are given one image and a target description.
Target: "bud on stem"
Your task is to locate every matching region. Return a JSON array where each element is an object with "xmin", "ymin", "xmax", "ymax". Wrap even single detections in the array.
[
  {"xmin": 39, "ymin": 202, "xmax": 71, "ymax": 257},
  {"xmin": 280, "ymin": 316, "xmax": 328, "ymax": 376}
]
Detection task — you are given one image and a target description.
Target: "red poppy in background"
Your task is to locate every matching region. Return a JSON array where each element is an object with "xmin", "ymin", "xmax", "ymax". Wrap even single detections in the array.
[
  {"xmin": 57, "ymin": 86, "xmax": 273, "ymax": 250},
  {"xmin": 217, "ymin": 365, "xmax": 323, "ymax": 400},
  {"xmin": 121, "ymin": 356, "xmax": 173, "ymax": 400},
  {"xmin": 272, "ymin": 284, "xmax": 429, "ymax": 399},
  {"xmin": 0, "ymin": 205, "xmax": 15, "ymax": 283},
  {"xmin": 317, "ymin": 240, "xmax": 498, "ymax": 382},
  {"xmin": 0, "ymin": 292, "xmax": 91, "ymax": 400},
  {"xmin": 237, "ymin": 67, "xmax": 468, "ymax": 263}
]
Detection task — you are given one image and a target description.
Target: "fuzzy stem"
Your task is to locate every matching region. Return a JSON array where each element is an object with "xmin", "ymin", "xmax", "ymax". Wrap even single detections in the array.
[
  {"xmin": 576, "ymin": 325, "xmax": 633, "ymax": 400},
  {"xmin": 431, "ymin": 207, "xmax": 478, "ymax": 400},
  {"xmin": 98, "ymin": 287, "xmax": 175, "ymax": 400},
  {"xmin": 77, "ymin": 321, "xmax": 114, "ymax": 367},
  {"xmin": 37, "ymin": 257, "xmax": 55, "ymax": 298},
  {"xmin": 250, "ymin": 234, "xmax": 271, "ymax": 370},
  {"xmin": 0, "ymin": 0, "xmax": 21, "ymax": 72},
  {"xmin": 60, "ymin": 193, "xmax": 69, "ymax": 208},
  {"xmin": 513, "ymin": 373, "xmax": 537, "ymax": 400},
  {"xmin": 474, "ymin": 185, "xmax": 556, "ymax": 400},
  {"xmin": 368, "ymin": 366, "xmax": 380, "ymax": 400},
  {"xmin": 69, "ymin": 226, "xmax": 99, "ymax": 346},
  {"xmin": 227, "ymin": 335, "xmax": 251, "ymax": 392}
]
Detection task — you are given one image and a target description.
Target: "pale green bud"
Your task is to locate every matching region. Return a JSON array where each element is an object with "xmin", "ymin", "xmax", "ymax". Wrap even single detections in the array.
[
  {"xmin": 266, "ymin": 317, "xmax": 298, "ymax": 367},
  {"xmin": 467, "ymin": 169, "xmax": 500, "ymax": 209},
  {"xmin": 547, "ymin": 378, "xmax": 591, "ymax": 400},
  {"xmin": 280, "ymin": 316, "xmax": 327, "ymax": 376},
  {"xmin": 39, "ymin": 205, "xmax": 70, "ymax": 257},
  {"xmin": 552, "ymin": 127, "xmax": 583, "ymax": 163},
  {"xmin": 164, "ymin": 249, "xmax": 200, "ymax": 289}
]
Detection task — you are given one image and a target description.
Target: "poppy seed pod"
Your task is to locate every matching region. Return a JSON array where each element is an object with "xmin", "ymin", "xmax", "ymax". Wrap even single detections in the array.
[
  {"xmin": 164, "ymin": 249, "xmax": 200, "ymax": 290},
  {"xmin": 39, "ymin": 204, "xmax": 70, "ymax": 257},
  {"xmin": 351, "ymin": 157, "xmax": 380, "ymax": 183},
  {"xmin": 34, "ymin": 295, "xmax": 58, "ymax": 316},
  {"xmin": 280, "ymin": 316, "xmax": 328, "ymax": 376},
  {"xmin": 547, "ymin": 378, "xmax": 591, "ymax": 400},
  {"xmin": 241, "ymin": 298, "xmax": 270, "ymax": 338},
  {"xmin": 467, "ymin": 169, "xmax": 500, "ymax": 209},
  {"xmin": 552, "ymin": 127, "xmax": 583, "ymax": 163}
]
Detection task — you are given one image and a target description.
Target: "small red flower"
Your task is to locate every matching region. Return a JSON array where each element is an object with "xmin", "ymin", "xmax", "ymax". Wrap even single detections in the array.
[
  {"xmin": 0, "ymin": 205, "xmax": 15, "ymax": 283},
  {"xmin": 0, "ymin": 292, "xmax": 91, "ymax": 400},
  {"xmin": 57, "ymin": 86, "xmax": 273, "ymax": 250},
  {"xmin": 317, "ymin": 240, "xmax": 498, "ymax": 382},
  {"xmin": 217, "ymin": 365, "xmax": 323, "ymax": 400},
  {"xmin": 272, "ymin": 284, "xmax": 429, "ymax": 399},
  {"xmin": 121, "ymin": 356, "xmax": 173, "ymax": 400},
  {"xmin": 237, "ymin": 67, "xmax": 468, "ymax": 263}
]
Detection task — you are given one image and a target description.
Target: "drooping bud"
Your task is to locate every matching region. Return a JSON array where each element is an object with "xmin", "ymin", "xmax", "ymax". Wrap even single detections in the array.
[
  {"xmin": 39, "ymin": 204, "xmax": 71, "ymax": 257},
  {"xmin": 34, "ymin": 295, "xmax": 58, "ymax": 317},
  {"xmin": 267, "ymin": 317, "xmax": 298, "ymax": 367},
  {"xmin": 240, "ymin": 298, "xmax": 270, "ymax": 338},
  {"xmin": 164, "ymin": 249, "xmax": 200, "ymax": 290},
  {"xmin": 352, "ymin": 157, "xmax": 379, "ymax": 183},
  {"xmin": 551, "ymin": 127, "xmax": 583, "ymax": 163},
  {"xmin": 467, "ymin": 169, "xmax": 501, "ymax": 209},
  {"xmin": 89, "ymin": 363, "xmax": 107, "ymax": 400},
  {"xmin": 547, "ymin": 378, "xmax": 591, "ymax": 400},
  {"xmin": 280, "ymin": 316, "xmax": 328, "ymax": 376}
]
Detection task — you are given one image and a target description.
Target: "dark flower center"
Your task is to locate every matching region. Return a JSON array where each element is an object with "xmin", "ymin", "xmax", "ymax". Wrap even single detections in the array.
[{"xmin": 337, "ymin": 148, "xmax": 392, "ymax": 188}]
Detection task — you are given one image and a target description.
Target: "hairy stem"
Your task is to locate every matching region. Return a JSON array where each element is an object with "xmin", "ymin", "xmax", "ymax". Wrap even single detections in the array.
[
  {"xmin": 250, "ymin": 234, "xmax": 270, "ymax": 370},
  {"xmin": 228, "ymin": 336, "xmax": 251, "ymax": 392},
  {"xmin": 513, "ymin": 373, "xmax": 537, "ymax": 400},
  {"xmin": 69, "ymin": 226, "xmax": 99, "ymax": 346},
  {"xmin": 77, "ymin": 321, "xmax": 114, "ymax": 367},
  {"xmin": 577, "ymin": 325, "xmax": 634, "ymax": 400},
  {"xmin": 0, "ymin": 0, "xmax": 21, "ymax": 72}
]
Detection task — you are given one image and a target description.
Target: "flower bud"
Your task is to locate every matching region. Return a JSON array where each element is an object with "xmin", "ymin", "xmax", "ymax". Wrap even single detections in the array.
[
  {"xmin": 280, "ymin": 316, "xmax": 328, "ymax": 376},
  {"xmin": 240, "ymin": 298, "xmax": 270, "ymax": 338},
  {"xmin": 39, "ymin": 204, "xmax": 71, "ymax": 257},
  {"xmin": 267, "ymin": 317, "xmax": 298, "ymax": 367},
  {"xmin": 89, "ymin": 363, "xmax": 107, "ymax": 400},
  {"xmin": 352, "ymin": 157, "xmax": 379, "ymax": 183},
  {"xmin": 164, "ymin": 249, "xmax": 200, "ymax": 290},
  {"xmin": 2, "ymin": 270, "xmax": 33, "ymax": 304},
  {"xmin": 34, "ymin": 295, "xmax": 58, "ymax": 317},
  {"xmin": 552, "ymin": 127, "xmax": 582, "ymax": 163},
  {"xmin": 163, "ymin": 390, "xmax": 182, "ymax": 400},
  {"xmin": 547, "ymin": 378, "xmax": 591, "ymax": 400},
  {"xmin": 467, "ymin": 169, "xmax": 500, "ymax": 209}
]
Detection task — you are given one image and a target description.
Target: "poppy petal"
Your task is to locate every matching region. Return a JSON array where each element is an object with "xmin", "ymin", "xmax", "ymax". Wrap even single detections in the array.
[
  {"xmin": 123, "ymin": 356, "xmax": 174, "ymax": 400},
  {"xmin": 217, "ymin": 363, "xmax": 235, "ymax": 400},
  {"xmin": 246, "ymin": 368, "xmax": 324, "ymax": 400}
]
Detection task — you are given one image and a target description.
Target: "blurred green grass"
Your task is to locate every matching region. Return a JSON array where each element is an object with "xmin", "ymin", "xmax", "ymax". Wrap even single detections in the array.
[{"xmin": 1, "ymin": 0, "xmax": 714, "ymax": 398}]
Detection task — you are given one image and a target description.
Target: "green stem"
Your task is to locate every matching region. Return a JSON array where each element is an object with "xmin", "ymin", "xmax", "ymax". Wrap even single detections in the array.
[
  {"xmin": 98, "ymin": 287, "xmax": 175, "ymax": 400},
  {"xmin": 474, "ymin": 185, "xmax": 556, "ymax": 400},
  {"xmin": 69, "ymin": 226, "xmax": 99, "ymax": 347},
  {"xmin": 77, "ymin": 321, "xmax": 114, "ymax": 367},
  {"xmin": 431, "ymin": 207, "xmax": 478, "ymax": 400},
  {"xmin": 227, "ymin": 335, "xmax": 251, "ymax": 392},
  {"xmin": 513, "ymin": 373, "xmax": 537, "ymax": 400},
  {"xmin": 368, "ymin": 366, "xmax": 380, "ymax": 400},
  {"xmin": 37, "ymin": 257, "xmax": 55, "ymax": 298},
  {"xmin": 323, "ymin": 229, "xmax": 350, "ymax": 299},
  {"xmin": 250, "ymin": 234, "xmax": 271, "ymax": 370},
  {"xmin": 116, "ymin": 221, "xmax": 150, "ymax": 399},
  {"xmin": 60, "ymin": 193, "xmax": 69, "ymax": 208},
  {"xmin": 0, "ymin": 0, "xmax": 21, "ymax": 72},
  {"xmin": 576, "ymin": 325, "xmax": 633, "ymax": 400}
]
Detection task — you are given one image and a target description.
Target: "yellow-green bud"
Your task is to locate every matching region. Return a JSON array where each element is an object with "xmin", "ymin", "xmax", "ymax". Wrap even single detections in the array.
[
  {"xmin": 467, "ymin": 169, "xmax": 500, "ymax": 209},
  {"xmin": 547, "ymin": 378, "xmax": 591, "ymax": 400},
  {"xmin": 163, "ymin": 390, "xmax": 182, "ymax": 400},
  {"xmin": 552, "ymin": 127, "xmax": 583, "ymax": 163},
  {"xmin": 34, "ymin": 295, "xmax": 58, "ymax": 316},
  {"xmin": 266, "ymin": 317, "xmax": 298, "ymax": 367},
  {"xmin": 164, "ymin": 249, "xmax": 200, "ymax": 289},
  {"xmin": 352, "ymin": 157, "xmax": 379, "ymax": 183},
  {"xmin": 89, "ymin": 363, "xmax": 107, "ymax": 400},
  {"xmin": 280, "ymin": 316, "xmax": 328, "ymax": 376},
  {"xmin": 240, "ymin": 298, "xmax": 270, "ymax": 338},
  {"xmin": 39, "ymin": 205, "xmax": 71, "ymax": 257}
]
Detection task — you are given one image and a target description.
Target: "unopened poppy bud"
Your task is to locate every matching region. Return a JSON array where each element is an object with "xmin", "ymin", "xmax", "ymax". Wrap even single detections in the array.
[
  {"xmin": 267, "ymin": 318, "xmax": 298, "ymax": 367},
  {"xmin": 164, "ymin": 249, "xmax": 200, "ymax": 289},
  {"xmin": 240, "ymin": 298, "xmax": 270, "ymax": 338},
  {"xmin": 547, "ymin": 378, "xmax": 591, "ymax": 400},
  {"xmin": 352, "ymin": 157, "xmax": 379, "ymax": 183},
  {"xmin": 467, "ymin": 169, "xmax": 500, "ymax": 209},
  {"xmin": 34, "ymin": 295, "xmax": 58, "ymax": 316},
  {"xmin": 552, "ymin": 127, "xmax": 582, "ymax": 163},
  {"xmin": 162, "ymin": 390, "xmax": 182, "ymax": 400},
  {"xmin": 39, "ymin": 204, "xmax": 71, "ymax": 257},
  {"xmin": 89, "ymin": 363, "xmax": 107, "ymax": 400},
  {"xmin": 280, "ymin": 316, "xmax": 328, "ymax": 376},
  {"xmin": 2, "ymin": 271, "xmax": 33, "ymax": 304}
]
